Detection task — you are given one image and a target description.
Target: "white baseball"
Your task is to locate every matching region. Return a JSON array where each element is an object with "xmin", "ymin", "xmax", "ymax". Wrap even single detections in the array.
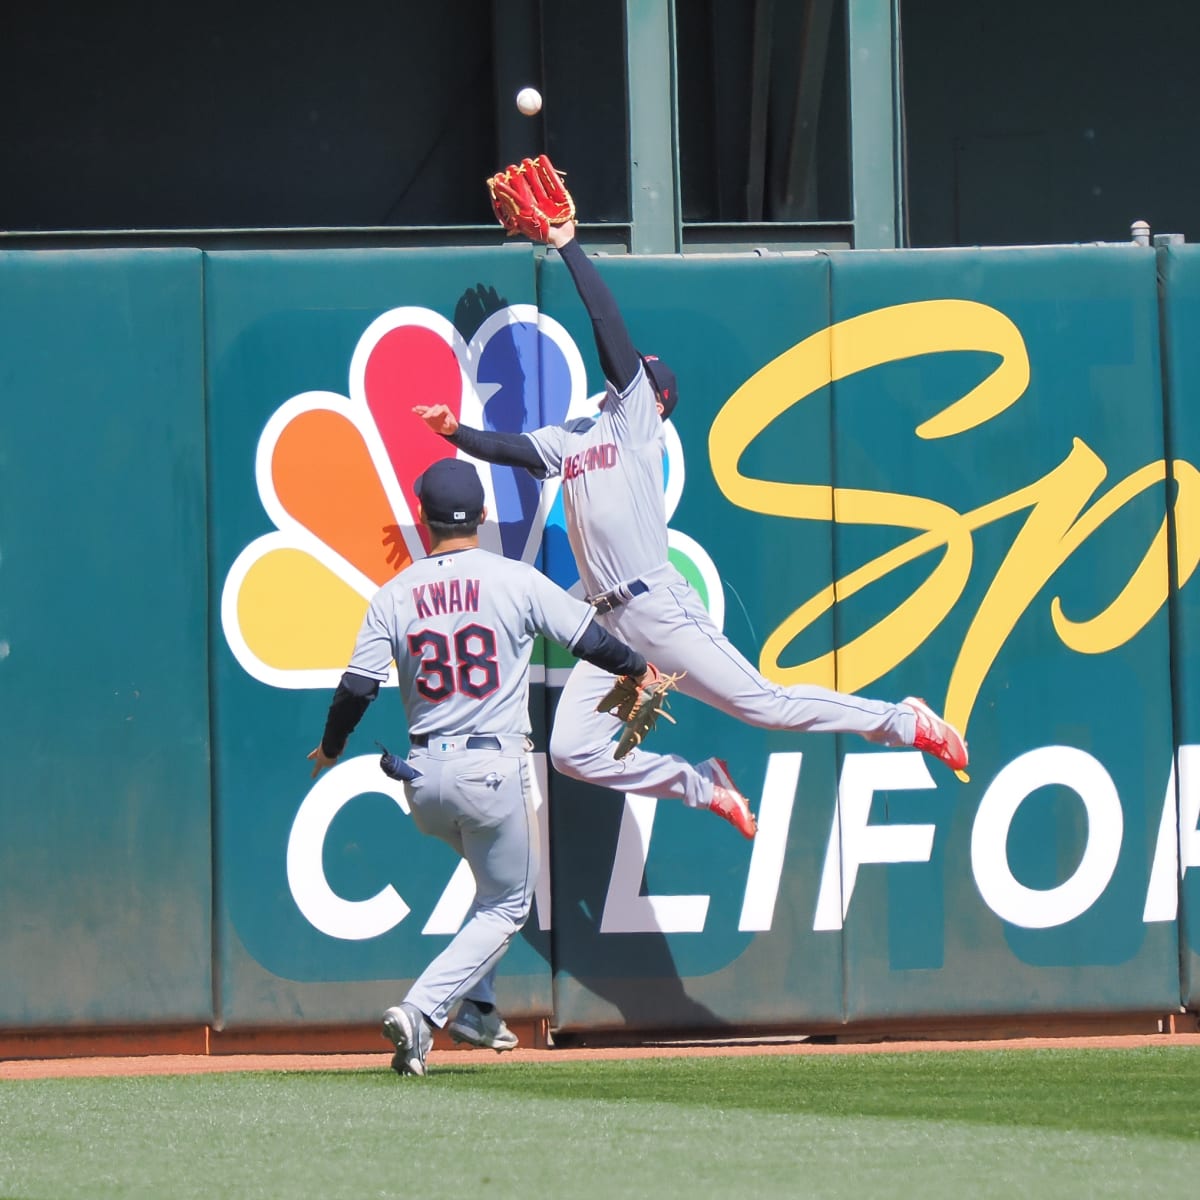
[{"xmin": 516, "ymin": 87, "xmax": 542, "ymax": 116}]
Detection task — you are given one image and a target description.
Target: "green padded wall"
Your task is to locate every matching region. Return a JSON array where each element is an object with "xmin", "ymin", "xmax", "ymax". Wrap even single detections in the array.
[
  {"xmin": 203, "ymin": 247, "xmax": 554, "ymax": 1026},
  {"xmin": 0, "ymin": 249, "xmax": 212, "ymax": 1026},
  {"xmin": 826, "ymin": 246, "xmax": 1178, "ymax": 1020},
  {"xmin": 1158, "ymin": 244, "xmax": 1200, "ymax": 1012},
  {"xmin": 1, "ymin": 240, "xmax": 1192, "ymax": 1037}
]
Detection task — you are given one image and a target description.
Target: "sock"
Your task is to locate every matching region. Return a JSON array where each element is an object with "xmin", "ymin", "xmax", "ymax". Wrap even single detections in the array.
[{"xmin": 473, "ymin": 1001, "xmax": 495, "ymax": 1014}]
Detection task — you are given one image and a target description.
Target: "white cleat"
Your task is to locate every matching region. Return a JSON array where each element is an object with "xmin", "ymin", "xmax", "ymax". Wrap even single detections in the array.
[
  {"xmin": 447, "ymin": 999, "xmax": 519, "ymax": 1052},
  {"xmin": 382, "ymin": 1002, "xmax": 432, "ymax": 1077}
]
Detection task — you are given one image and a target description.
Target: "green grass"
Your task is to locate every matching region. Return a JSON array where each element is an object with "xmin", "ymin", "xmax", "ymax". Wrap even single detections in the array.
[
  {"xmin": 1, "ymin": 1047, "xmax": 1197, "ymax": 1199},
  {"xmin": 445, "ymin": 1049, "xmax": 1200, "ymax": 1137}
]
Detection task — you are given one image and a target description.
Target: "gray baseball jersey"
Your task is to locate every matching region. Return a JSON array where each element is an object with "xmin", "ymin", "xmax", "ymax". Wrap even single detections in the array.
[
  {"xmin": 345, "ymin": 546, "xmax": 593, "ymax": 736},
  {"xmin": 525, "ymin": 365, "xmax": 668, "ymax": 598}
]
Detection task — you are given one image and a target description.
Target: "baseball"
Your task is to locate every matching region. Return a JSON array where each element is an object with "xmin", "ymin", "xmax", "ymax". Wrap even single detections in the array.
[{"xmin": 516, "ymin": 87, "xmax": 542, "ymax": 116}]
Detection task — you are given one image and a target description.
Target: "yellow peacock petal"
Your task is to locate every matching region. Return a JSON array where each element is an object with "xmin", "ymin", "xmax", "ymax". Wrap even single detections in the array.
[{"xmin": 238, "ymin": 548, "xmax": 368, "ymax": 671}]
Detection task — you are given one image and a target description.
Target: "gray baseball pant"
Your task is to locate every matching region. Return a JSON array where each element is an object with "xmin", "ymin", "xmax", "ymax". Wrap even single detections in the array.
[
  {"xmin": 402, "ymin": 738, "xmax": 537, "ymax": 1027},
  {"xmin": 549, "ymin": 565, "xmax": 916, "ymax": 806}
]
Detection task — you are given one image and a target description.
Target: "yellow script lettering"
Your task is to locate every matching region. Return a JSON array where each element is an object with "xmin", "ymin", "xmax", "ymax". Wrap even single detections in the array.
[{"xmin": 709, "ymin": 299, "xmax": 1191, "ymax": 740}]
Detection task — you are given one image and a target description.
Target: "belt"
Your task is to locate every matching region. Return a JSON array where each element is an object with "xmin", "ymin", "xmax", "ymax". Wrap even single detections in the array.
[
  {"xmin": 410, "ymin": 734, "xmax": 502, "ymax": 751},
  {"xmin": 590, "ymin": 579, "xmax": 649, "ymax": 615}
]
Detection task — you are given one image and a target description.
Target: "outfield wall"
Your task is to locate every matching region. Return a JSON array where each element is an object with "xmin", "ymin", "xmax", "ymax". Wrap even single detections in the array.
[{"xmin": 1, "ymin": 242, "xmax": 1197, "ymax": 1035}]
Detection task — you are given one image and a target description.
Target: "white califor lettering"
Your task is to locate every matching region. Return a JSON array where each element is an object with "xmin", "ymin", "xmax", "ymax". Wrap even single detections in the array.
[
  {"xmin": 600, "ymin": 795, "xmax": 710, "ymax": 933},
  {"xmin": 739, "ymin": 753, "xmax": 802, "ymax": 931},
  {"xmin": 813, "ymin": 752, "xmax": 938, "ymax": 931},
  {"xmin": 287, "ymin": 756, "xmax": 412, "ymax": 940},
  {"xmin": 288, "ymin": 747, "xmax": 1197, "ymax": 942},
  {"xmin": 971, "ymin": 746, "xmax": 1122, "ymax": 929},
  {"xmin": 1144, "ymin": 745, "xmax": 1200, "ymax": 922},
  {"xmin": 531, "ymin": 752, "xmax": 553, "ymax": 930}
]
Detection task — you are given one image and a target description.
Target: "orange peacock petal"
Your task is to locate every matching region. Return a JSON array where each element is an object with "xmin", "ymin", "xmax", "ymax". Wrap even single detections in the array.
[{"xmin": 271, "ymin": 408, "xmax": 411, "ymax": 584}]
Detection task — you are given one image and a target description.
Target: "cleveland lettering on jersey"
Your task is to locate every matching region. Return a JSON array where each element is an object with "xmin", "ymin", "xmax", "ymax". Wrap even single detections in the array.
[
  {"xmin": 412, "ymin": 578, "xmax": 482, "ymax": 619},
  {"xmin": 562, "ymin": 442, "xmax": 618, "ymax": 480}
]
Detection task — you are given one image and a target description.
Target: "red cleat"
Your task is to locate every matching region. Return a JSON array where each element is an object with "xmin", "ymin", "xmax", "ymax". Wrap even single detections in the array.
[
  {"xmin": 903, "ymin": 697, "xmax": 968, "ymax": 772},
  {"xmin": 701, "ymin": 757, "xmax": 757, "ymax": 839}
]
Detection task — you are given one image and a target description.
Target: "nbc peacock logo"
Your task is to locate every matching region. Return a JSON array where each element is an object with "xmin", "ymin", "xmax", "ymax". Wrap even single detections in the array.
[{"xmin": 221, "ymin": 304, "xmax": 726, "ymax": 689}]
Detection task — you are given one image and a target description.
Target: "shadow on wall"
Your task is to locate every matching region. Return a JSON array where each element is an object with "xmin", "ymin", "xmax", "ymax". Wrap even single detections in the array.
[{"xmin": 534, "ymin": 775, "xmax": 721, "ymax": 1033}]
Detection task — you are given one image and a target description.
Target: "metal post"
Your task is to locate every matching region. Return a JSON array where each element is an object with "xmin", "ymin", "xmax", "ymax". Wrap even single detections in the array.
[
  {"xmin": 624, "ymin": 0, "xmax": 681, "ymax": 254},
  {"xmin": 847, "ymin": 0, "xmax": 900, "ymax": 249}
]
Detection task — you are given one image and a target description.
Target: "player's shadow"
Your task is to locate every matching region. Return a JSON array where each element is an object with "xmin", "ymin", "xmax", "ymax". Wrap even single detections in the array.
[
  {"xmin": 540, "ymin": 779, "xmax": 722, "ymax": 1034},
  {"xmin": 380, "ymin": 521, "xmax": 424, "ymax": 570},
  {"xmin": 454, "ymin": 283, "xmax": 508, "ymax": 344},
  {"xmin": 451, "ymin": 282, "xmax": 548, "ymax": 565},
  {"xmin": 519, "ymin": 693, "xmax": 721, "ymax": 1035}
]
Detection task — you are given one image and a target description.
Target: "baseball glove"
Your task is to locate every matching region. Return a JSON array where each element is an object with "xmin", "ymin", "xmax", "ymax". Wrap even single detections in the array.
[
  {"xmin": 486, "ymin": 154, "xmax": 576, "ymax": 242},
  {"xmin": 596, "ymin": 665, "xmax": 686, "ymax": 760}
]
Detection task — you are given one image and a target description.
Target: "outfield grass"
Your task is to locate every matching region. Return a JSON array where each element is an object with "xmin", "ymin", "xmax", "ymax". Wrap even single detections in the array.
[{"xmin": 1, "ymin": 1047, "xmax": 1197, "ymax": 1199}]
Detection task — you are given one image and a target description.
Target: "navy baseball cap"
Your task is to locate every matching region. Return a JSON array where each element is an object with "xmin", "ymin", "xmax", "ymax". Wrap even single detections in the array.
[
  {"xmin": 415, "ymin": 458, "xmax": 485, "ymax": 523},
  {"xmin": 642, "ymin": 355, "xmax": 678, "ymax": 418}
]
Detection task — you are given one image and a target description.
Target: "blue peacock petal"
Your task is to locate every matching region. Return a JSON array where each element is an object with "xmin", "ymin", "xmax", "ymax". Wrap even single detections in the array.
[{"xmin": 477, "ymin": 319, "xmax": 573, "ymax": 559}]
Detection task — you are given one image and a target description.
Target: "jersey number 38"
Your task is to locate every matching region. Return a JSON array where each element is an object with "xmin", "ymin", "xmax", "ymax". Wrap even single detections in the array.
[{"xmin": 407, "ymin": 624, "xmax": 500, "ymax": 702}]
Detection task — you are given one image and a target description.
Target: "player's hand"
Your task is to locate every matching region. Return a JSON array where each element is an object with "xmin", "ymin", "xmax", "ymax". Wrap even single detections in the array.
[
  {"xmin": 308, "ymin": 746, "xmax": 338, "ymax": 778},
  {"xmin": 548, "ymin": 220, "xmax": 576, "ymax": 250},
  {"xmin": 413, "ymin": 404, "xmax": 459, "ymax": 436}
]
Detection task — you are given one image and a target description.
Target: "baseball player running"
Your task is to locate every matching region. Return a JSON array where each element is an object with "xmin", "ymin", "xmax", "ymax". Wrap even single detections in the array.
[
  {"xmin": 413, "ymin": 213, "xmax": 967, "ymax": 840},
  {"xmin": 308, "ymin": 457, "xmax": 666, "ymax": 1077}
]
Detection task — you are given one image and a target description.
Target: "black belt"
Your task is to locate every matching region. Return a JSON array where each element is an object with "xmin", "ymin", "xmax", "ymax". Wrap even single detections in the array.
[
  {"xmin": 409, "ymin": 734, "xmax": 502, "ymax": 750},
  {"xmin": 591, "ymin": 579, "xmax": 649, "ymax": 615}
]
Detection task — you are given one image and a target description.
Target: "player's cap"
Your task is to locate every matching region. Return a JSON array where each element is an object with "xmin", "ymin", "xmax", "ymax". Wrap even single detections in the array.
[
  {"xmin": 415, "ymin": 458, "xmax": 485, "ymax": 523},
  {"xmin": 642, "ymin": 355, "xmax": 678, "ymax": 418}
]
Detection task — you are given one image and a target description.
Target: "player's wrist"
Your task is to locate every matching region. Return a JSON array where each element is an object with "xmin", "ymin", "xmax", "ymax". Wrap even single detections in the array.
[{"xmin": 636, "ymin": 662, "xmax": 660, "ymax": 688}]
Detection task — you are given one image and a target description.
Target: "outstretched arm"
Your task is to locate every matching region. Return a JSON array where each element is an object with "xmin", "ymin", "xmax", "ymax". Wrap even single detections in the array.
[
  {"xmin": 412, "ymin": 404, "xmax": 545, "ymax": 472},
  {"xmin": 548, "ymin": 222, "xmax": 642, "ymax": 392}
]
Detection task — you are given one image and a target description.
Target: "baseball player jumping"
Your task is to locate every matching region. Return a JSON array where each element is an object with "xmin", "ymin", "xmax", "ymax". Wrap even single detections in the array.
[
  {"xmin": 309, "ymin": 458, "xmax": 665, "ymax": 1076},
  {"xmin": 414, "ymin": 162, "xmax": 967, "ymax": 841}
]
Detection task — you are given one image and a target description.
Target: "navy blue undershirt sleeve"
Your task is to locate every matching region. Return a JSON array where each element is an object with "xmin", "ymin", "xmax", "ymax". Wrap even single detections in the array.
[
  {"xmin": 572, "ymin": 618, "xmax": 646, "ymax": 678},
  {"xmin": 446, "ymin": 425, "xmax": 545, "ymax": 472},
  {"xmin": 320, "ymin": 670, "xmax": 381, "ymax": 758},
  {"xmin": 557, "ymin": 237, "xmax": 642, "ymax": 391}
]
